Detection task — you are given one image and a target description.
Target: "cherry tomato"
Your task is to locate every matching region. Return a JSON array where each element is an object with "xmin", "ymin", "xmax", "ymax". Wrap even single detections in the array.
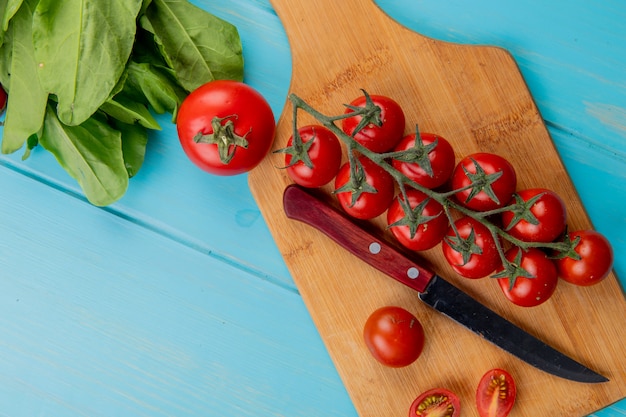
[
  {"xmin": 387, "ymin": 189, "xmax": 448, "ymax": 251},
  {"xmin": 363, "ymin": 306, "xmax": 425, "ymax": 368},
  {"xmin": 282, "ymin": 125, "xmax": 342, "ymax": 188},
  {"xmin": 555, "ymin": 230, "xmax": 613, "ymax": 286},
  {"xmin": 451, "ymin": 153, "xmax": 517, "ymax": 212},
  {"xmin": 442, "ymin": 217, "xmax": 501, "ymax": 279},
  {"xmin": 341, "ymin": 93, "xmax": 405, "ymax": 153},
  {"xmin": 334, "ymin": 156, "xmax": 395, "ymax": 220},
  {"xmin": 502, "ymin": 188, "xmax": 566, "ymax": 243},
  {"xmin": 177, "ymin": 80, "xmax": 275, "ymax": 176},
  {"xmin": 0, "ymin": 83, "xmax": 7, "ymax": 113},
  {"xmin": 476, "ymin": 368, "xmax": 516, "ymax": 417},
  {"xmin": 408, "ymin": 388, "xmax": 460, "ymax": 417},
  {"xmin": 392, "ymin": 132, "xmax": 455, "ymax": 189},
  {"xmin": 497, "ymin": 247, "xmax": 558, "ymax": 307}
]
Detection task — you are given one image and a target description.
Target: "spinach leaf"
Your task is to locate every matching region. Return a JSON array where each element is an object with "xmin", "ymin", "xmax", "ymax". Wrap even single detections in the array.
[
  {"xmin": 0, "ymin": 0, "xmax": 24, "ymax": 45},
  {"xmin": 142, "ymin": 0, "xmax": 244, "ymax": 92},
  {"xmin": 116, "ymin": 120, "xmax": 148, "ymax": 178},
  {"xmin": 125, "ymin": 61, "xmax": 187, "ymax": 118},
  {"xmin": 100, "ymin": 93, "xmax": 161, "ymax": 130},
  {"xmin": 1, "ymin": 0, "xmax": 47, "ymax": 154},
  {"xmin": 32, "ymin": 0, "xmax": 143, "ymax": 126},
  {"xmin": 39, "ymin": 106, "xmax": 129, "ymax": 206}
]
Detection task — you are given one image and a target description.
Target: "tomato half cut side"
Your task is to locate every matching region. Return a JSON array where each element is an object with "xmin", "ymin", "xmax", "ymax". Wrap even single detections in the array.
[
  {"xmin": 408, "ymin": 388, "xmax": 460, "ymax": 417},
  {"xmin": 476, "ymin": 368, "xmax": 516, "ymax": 417}
]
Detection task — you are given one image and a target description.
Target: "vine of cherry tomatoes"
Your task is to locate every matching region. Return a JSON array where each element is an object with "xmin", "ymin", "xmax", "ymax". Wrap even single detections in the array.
[{"xmin": 277, "ymin": 90, "xmax": 614, "ymax": 308}]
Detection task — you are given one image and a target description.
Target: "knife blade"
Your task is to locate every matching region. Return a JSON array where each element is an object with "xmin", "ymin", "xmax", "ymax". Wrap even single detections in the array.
[{"xmin": 282, "ymin": 184, "xmax": 608, "ymax": 383}]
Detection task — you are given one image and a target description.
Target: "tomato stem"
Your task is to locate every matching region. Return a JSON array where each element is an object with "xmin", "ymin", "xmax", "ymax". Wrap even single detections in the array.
[{"xmin": 194, "ymin": 115, "xmax": 250, "ymax": 164}]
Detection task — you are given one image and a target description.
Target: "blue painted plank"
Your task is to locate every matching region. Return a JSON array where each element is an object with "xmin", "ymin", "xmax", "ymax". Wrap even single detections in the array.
[{"xmin": 0, "ymin": 166, "xmax": 355, "ymax": 417}]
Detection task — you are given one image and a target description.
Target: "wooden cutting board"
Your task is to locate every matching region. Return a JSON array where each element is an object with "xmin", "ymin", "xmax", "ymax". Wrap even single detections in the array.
[{"xmin": 248, "ymin": 1, "xmax": 626, "ymax": 416}]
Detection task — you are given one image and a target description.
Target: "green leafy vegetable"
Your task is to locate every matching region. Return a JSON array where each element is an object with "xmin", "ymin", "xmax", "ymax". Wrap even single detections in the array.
[
  {"xmin": 1, "ymin": 0, "xmax": 47, "ymax": 154},
  {"xmin": 33, "ymin": 0, "xmax": 143, "ymax": 126},
  {"xmin": 141, "ymin": 0, "xmax": 244, "ymax": 91},
  {"xmin": 39, "ymin": 106, "xmax": 129, "ymax": 207},
  {"xmin": 0, "ymin": 0, "xmax": 24, "ymax": 43},
  {"xmin": 0, "ymin": 0, "xmax": 244, "ymax": 205}
]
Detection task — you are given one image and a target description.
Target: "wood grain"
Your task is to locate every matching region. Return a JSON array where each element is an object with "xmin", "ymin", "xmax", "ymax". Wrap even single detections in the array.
[{"xmin": 249, "ymin": 0, "xmax": 626, "ymax": 416}]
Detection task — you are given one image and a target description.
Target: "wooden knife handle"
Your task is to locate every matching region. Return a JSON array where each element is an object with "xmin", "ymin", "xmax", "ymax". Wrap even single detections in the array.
[{"xmin": 282, "ymin": 185, "xmax": 435, "ymax": 293}]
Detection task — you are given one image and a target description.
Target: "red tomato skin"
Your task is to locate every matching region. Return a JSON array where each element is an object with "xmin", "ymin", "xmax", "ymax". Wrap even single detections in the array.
[
  {"xmin": 408, "ymin": 388, "xmax": 461, "ymax": 417},
  {"xmin": 363, "ymin": 306, "xmax": 425, "ymax": 368},
  {"xmin": 341, "ymin": 94, "xmax": 405, "ymax": 153},
  {"xmin": 497, "ymin": 248, "xmax": 558, "ymax": 307},
  {"xmin": 285, "ymin": 125, "xmax": 342, "ymax": 188},
  {"xmin": 476, "ymin": 368, "xmax": 516, "ymax": 417},
  {"xmin": 392, "ymin": 132, "xmax": 455, "ymax": 189},
  {"xmin": 502, "ymin": 188, "xmax": 567, "ymax": 243},
  {"xmin": 451, "ymin": 153, "xmax": 517, "ymax": 212},
  {"xmin": 176, "ymin": 80, "xmax": 275, "ymax": 176},
  {"xmin": 334, "ymin": 157, "xmax": 395, "ymax": 220},
  {"xmin": 555, "ymin": 230, "xmax": 614, "ymax": 286},
  {"xmin": 442, "ymin": 217, "xmax": 501, "ymax": 279},
  {"xmin": 387, "ymin": 189, "xmax": 448, "ymax": 251},
  {"xmin": 0, "ymin": 84, "xmax": 7, "ymax": 112}
]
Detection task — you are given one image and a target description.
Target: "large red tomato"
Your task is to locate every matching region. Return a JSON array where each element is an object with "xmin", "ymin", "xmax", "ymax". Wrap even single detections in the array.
[
  {"xmin": 451, "ymin": 153, "xmax": 517, "ymax": 212},
  {"xmin": 501, "ymin": 188, "xmax": 566, "ymax": 243},
  {"xmin": 176, "ymin": 80, "xmax": 275, "ymax": 175},
  {"xmin": 341, "ymin": 93, "xmax": 405, "ymax": 153},
  {"xmin": 391, "ymin": 132, "xmax": 455, "ymax": 190},
  {"xmin": 363, "ymin": 306, "xmax": 425, "ymax": 368},
  {"xmin": 555, "ymin": 230, "xmax": 613, "ymax": 286}
]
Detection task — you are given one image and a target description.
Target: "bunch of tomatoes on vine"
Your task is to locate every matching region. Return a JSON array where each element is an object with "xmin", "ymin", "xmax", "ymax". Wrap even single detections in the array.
[{"xmin": 276, "ymin": 89, "xmax": 614, "ymax": 308}]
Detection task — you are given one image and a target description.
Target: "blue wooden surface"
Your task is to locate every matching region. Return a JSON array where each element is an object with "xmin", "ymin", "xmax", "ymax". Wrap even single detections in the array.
[{"xmin": 0, "ymin": 0, "xmax": 624, "ymax": 416}]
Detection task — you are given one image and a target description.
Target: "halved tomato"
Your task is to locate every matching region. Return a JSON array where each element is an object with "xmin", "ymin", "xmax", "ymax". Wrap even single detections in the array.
[
  {"xmin": 476, "ymin": 368, "xmax": 516, "ymax": 417},
  {"xmin": 408, "ymin": 388, "xmax": 460, "ymax": 417}
]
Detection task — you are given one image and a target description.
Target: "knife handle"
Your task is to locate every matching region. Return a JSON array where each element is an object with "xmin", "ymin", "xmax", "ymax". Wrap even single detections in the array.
[{"xmin": 282, "ymin": 185, "xmax": 435, "ymax": 293}]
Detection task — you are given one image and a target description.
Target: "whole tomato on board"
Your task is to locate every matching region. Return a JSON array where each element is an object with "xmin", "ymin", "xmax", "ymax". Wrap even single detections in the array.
[
  {"xmin": 391, "ymin": 132, "xmax": 455, "ymax": 190},
  {"xmin": 341, "ymin": 92, "xmax": 405, "ymax": 153},
  {"xmin": 176, "ymin": 80, "xmax": 275, "ymax": 176},
  {"xmin": 387, "ymin": 189, "xmax": 448, "ymax": 251},
  {"xmin": 496, "ymin": 247, "xmax": 558, "ymax": 307},
  {"xmin": 442, "ymin": 217, "xmax": 501, "ymax": 279},
  {"xmin": 451, "ymin": 153, "xmax": 517, "ymax": 212},
  {"xmin": 476, "ymin": 368, "xmax": 516, "ymax": 417},
  {"xmin": 502, "ymin": 188, "xmax": 567, "ymax": 243},
  {"xmin": 334, "ymin": 156, "xmax": 395, "ymax": 220},
  {"xmin": 363, "ymin": 306, "xmax": 424, "ymax": 368},
  {"xmin": 280, "ymin": 125, "xmax": 342, "ymax": 188},
  {"xmin": 555, "ymin": 230, "xmax": 614, "ymax": 286},
  {"xmin": 408, "ymin": 388, "xmax": 460, "ymax": 417}
]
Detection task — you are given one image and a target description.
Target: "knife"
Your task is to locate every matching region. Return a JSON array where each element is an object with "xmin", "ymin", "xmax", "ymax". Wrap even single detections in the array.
[{"xmin": 282, "ymin": 184, "xmax": 608, "ymax": 383}]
